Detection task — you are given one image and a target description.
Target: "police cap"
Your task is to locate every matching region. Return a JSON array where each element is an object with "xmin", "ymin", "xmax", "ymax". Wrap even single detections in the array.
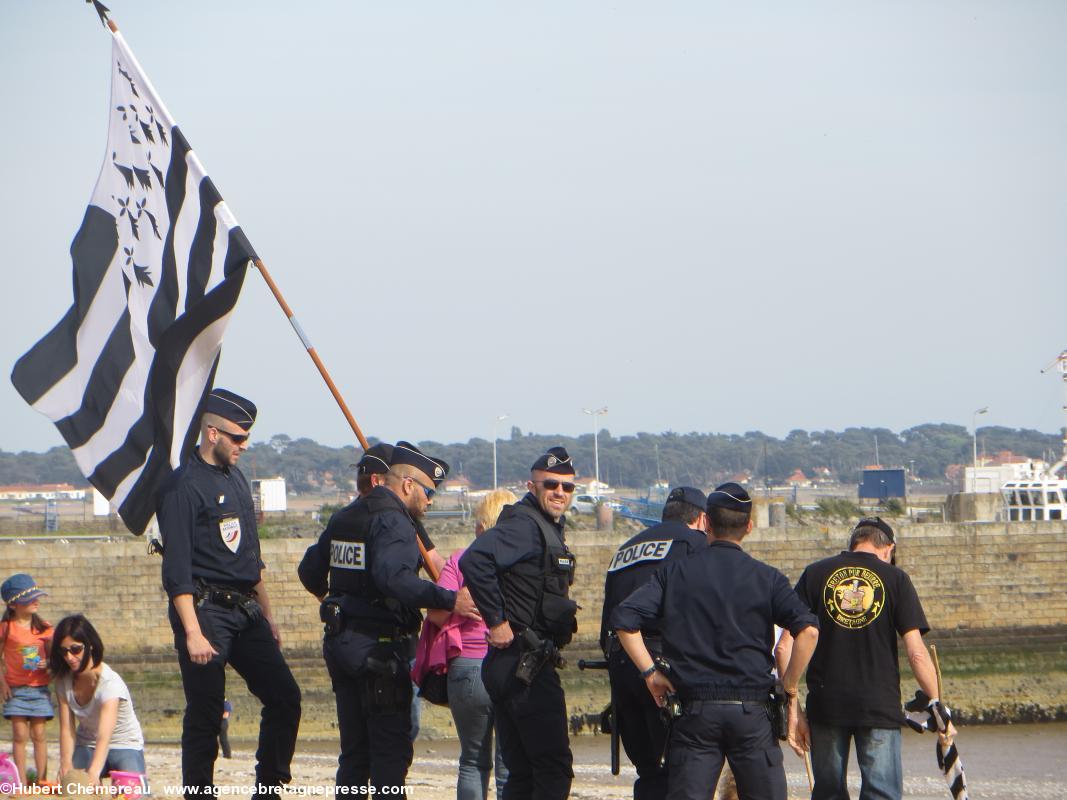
[
  {"xmin": 706, "ymin": 482, "xmax": 752, "ymax": 513},
  {"xmin": 531, "ymin": 446, "xmax": 575, "ymax": 475},
  {"xmin": 392, "ymin": 441, "xmax": 450, "ymax": 487},
  {"xmin": 666, "ymin": 486, "xmax": 707, "ymax": 513},
  {"xmin": 355, "ymin": 443, "xmax": 394, "ymax": 476},
  {"xmin": 204, "ymin": 389, "xmax": 256, "ymax": 431}
]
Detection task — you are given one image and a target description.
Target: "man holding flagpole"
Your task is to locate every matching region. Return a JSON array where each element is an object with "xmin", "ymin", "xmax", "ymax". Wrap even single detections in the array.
[{"xmin": 158, "ymin": 389, "xmax": 302, "ymax": 798}]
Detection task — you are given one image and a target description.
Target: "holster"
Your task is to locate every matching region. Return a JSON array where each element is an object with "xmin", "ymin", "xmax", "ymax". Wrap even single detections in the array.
[
  {"xmin": 515, "ymin": 628, "xmax": 563, "ymax": 686},
  {"xmin": 361, "ymin": 646, "xmax": 412, "ymax": 714},
  {"xmin": 320, "ymin": 600, "xmax": 344, "ymax": 636},
  {"xmin": 770, "ymin": 682, "xmax": 788, "ymax": 741}
]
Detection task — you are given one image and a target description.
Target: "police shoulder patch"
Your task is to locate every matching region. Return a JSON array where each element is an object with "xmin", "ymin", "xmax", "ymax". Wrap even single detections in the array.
[{"xmin": 606, "ymin": 539, "xmax": 673, "ymax": 572}]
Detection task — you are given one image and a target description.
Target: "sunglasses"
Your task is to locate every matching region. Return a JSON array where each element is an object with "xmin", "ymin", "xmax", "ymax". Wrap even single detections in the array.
[
  {"xmin": 536, "ymin": 479, "xmax": 576, "ymax": 493},
  {"xmin": 59, "ymin": 643, "xmax": 85, "ymax": 657},
  {"xmin": 209, "ymin": 425, "xmax": 249, "ymax": 445},
  {"xmin": 405, "ymin": 477, "xmax": 435, "ymax": 500}
]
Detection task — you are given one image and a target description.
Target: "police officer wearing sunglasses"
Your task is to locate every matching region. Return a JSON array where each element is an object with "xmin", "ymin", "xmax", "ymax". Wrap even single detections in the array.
[
  {"xmin": 157, "ymin": 389, "xmax": 302, "ymax": 799},
  {"xmin": 300, "ymin": 441, "xmax": 480, "ymax": 792},
  {"xmin": 459, "ymin": 446, "xmax": 580, "ymax": 800}
]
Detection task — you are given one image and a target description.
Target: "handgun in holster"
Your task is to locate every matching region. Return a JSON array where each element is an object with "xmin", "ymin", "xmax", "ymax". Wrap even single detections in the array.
[
  {"xmin": 320, "ymin": 600, "xmax": 344, "ymax": 636},
  {"xmin": 515, "ymin": 628, "xmax": 563, "ymax": 686},
  {"xmin": 362, "ymin": 649, "xmax": 410, "ymax": 714},
  {"xmin": 770, "ymin": 682, "xmax": 789, "ymax": 741},
  {"xmin": 236, "ymin": 593, "xmax": 261, "ymax": 622}
]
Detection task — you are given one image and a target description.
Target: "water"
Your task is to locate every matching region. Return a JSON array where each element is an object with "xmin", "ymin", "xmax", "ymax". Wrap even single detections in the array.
[{"xmin": 411, "ymin": 722, "xmax": 1067, "ymax": 799}]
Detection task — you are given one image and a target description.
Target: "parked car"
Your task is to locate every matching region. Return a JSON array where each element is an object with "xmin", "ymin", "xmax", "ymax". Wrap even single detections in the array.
[
  {"xmin": 570, "ymin": 495, "xmax": 622, "ymax": 514},
  {"xmin": 569, "ymin": 494, "xmax": 599, "ymax": 514}
]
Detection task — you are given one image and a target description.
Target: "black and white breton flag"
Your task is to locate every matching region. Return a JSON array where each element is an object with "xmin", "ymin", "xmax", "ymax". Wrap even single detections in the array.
[
  {"xmin": 905, "ymin": 691, "xmax": 969, "ymax": 800},
  {"xmin": 11, "ymin": 29, "xmax": 256, "ymax": 535}
]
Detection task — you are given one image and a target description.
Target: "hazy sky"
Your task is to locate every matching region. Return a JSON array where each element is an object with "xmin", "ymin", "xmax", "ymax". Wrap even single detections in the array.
[{"xmin": 2, "ymin": 1, "xmax": 1065, "ymax": 455}]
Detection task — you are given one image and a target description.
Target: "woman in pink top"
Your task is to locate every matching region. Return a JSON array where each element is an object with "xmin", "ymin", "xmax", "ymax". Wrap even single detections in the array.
[{"xmin": 427, "ymin": 489, "xmax": 515, "ymax": 800}]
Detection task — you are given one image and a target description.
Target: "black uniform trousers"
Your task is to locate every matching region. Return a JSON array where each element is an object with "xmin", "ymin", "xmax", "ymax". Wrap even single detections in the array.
[
  {"xmin": 170, "ymin": 600, "xmax": 302, "ymax": 798},
  {"xmin": 482, "ymin": 640, "xmax": 573, "ymax": 800},
  {"xmin": 323, "ymin": 629, "xmax": 414, "ymax": 792},
  {"xmin": 666, "ymin": 700, "xmax": 785, "ymax": 800},
  {"xmin": 609, "ymin": 648, "xmax": 669, "ymax": 800}
]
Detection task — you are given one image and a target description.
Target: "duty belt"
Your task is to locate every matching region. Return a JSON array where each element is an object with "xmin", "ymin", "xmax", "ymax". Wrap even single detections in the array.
[
  {"xmin": 680, "ymin": 687, "xmax": 770, "ymax": 703},
  {"xmin": 345, "ymin": 620, "xmax": 411, "ymax": 642},
  {"xmin": 197, "ymin": 584, "xmax": 255, "ymax": 608}
]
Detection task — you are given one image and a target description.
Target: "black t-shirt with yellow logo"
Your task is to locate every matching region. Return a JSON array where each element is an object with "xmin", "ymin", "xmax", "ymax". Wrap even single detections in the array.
[{"xmin": 794, "ymin": 550, "xmax": 929, "ymax": 728}]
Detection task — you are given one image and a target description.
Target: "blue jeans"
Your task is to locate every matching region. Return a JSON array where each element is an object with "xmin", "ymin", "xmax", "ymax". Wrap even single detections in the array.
[
  {"xmin": 810, "ymin": 723, "xmax": 902, "ymax": 800},
  {"xmin": 410, "ymin": 657, "xmax": 422, "ymax": 742},
  {"xmin": 448, "ymin": 658, "xmax": 508, "ymax": 800},
  {"xmin": 72, "ymin": 745, "xmax": 147, "ymax": 776}
]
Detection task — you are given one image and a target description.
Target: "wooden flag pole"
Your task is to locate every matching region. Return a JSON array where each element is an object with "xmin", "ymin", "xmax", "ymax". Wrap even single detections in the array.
[
  {"xmin": 931, "ymin": 645, "xmax": 943, "ymax": 699},
  {"xmin": 253, "ymin": 259, "xmax": 370, "ymax": 450},
  {"xmin": 804, "ymin": 751, "xmax": 815, "ymax": 792},
  {"xmin": 252, "ymin": 259, "xmax": 439, "ymax": 581}
]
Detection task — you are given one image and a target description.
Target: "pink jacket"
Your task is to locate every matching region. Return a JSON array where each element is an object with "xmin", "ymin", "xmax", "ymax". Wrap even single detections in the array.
[{"xmin": 411, "ymin": 615, "xmax": 464, "ymax": 685}]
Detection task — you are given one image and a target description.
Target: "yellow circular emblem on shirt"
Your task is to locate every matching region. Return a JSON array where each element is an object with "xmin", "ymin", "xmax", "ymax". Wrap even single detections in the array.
[{"xmin": 823, "ymin": 566, "xmax": 885, "ymax": 629}]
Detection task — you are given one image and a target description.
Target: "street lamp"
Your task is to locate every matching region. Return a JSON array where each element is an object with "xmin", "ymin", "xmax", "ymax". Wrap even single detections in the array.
[
  {"xmin": 583, "ymin": 406, "xmax": 608, "ymax": 497},
  {"xmin": 972, "ymin": 407, "xmax": 989, "ymax": 486},
  {"xmin": 492, "ymin": 414, "xmax": 509, "ymax": 489}
]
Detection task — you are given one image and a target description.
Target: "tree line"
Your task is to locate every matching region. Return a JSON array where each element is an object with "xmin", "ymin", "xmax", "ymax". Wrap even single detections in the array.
[{"xmin": 1, "ymin": 424, "xmax": 1062, "ymax": 494}]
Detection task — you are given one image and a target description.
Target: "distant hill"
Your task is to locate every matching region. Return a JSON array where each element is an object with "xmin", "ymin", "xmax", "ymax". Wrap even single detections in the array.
[{"xmin": 2, "ymin": 424, "xmax": 1062, "ymax": 494}]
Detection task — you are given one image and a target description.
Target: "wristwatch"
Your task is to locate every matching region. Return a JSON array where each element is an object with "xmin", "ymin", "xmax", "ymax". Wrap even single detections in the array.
[{"xmin": 640, "ymin": 664, "xmax": 658, "ymax": 680}]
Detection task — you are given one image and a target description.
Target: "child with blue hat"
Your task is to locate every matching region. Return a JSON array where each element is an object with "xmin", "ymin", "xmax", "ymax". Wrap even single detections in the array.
[{"xmin": 1, "ymin": 573, "xmax": 53, "ymax": 785}]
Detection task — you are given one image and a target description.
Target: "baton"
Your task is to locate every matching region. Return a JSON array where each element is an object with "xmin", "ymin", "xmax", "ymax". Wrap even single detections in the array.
[{"xmin": 577, "ymin": 659, "xmax": 619, "ymax": 774}]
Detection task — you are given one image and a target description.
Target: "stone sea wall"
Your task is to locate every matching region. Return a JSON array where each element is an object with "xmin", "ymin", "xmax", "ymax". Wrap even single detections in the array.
[{"xmin": 2, "ymin": 520, "xmax": 1064, "ymax": 737}]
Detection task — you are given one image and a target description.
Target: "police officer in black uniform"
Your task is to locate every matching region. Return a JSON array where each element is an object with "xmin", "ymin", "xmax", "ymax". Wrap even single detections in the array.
[
  {"xmin": 459, "ymin": 446, "xmax": 579, "ymax": 800},
  {"xmin": 297, "ymin": 441, "xmax": 479, "ymax": 791},
  {"xmin": 599, "ymin": 487, "xmax": 709, "ymax": 800},
  {"xmin": 345, "ymin": 442, "xmax": 447, "ymax": 576},
  {"xmin": 157, "ymin": 389, "xmax": 302, "ymax": 798},
  {"xmin": 303, "ymin": 441, "xmax": 445, "ymax": 744},
  {"xmin": 611, "ymin": 483, "xmax": 820, "ymax": 800}
]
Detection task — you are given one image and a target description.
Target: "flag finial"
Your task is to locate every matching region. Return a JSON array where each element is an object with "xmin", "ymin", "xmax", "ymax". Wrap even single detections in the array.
[{"xmin": 85, "ymin": 0, "xmax": 110, "ymax": 27}]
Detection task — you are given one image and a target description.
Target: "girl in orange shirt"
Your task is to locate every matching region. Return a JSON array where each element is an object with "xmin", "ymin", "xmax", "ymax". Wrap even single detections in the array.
[{"xmin": 0, "ymin": 574, "xmax": 53, "ymax": 785}]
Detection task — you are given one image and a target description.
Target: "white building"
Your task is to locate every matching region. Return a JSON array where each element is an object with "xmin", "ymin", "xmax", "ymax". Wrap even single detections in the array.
[
  {"xmin": 962, "ymin": 460, "xmax": 1046, "ymax": 494},
  {"xmin": 252, "ymin": 477, "xmax": 287, "ymax": 513},
  {"xmin": 0, "ymin": 483, "xmax": 87, "ymax": 501}
]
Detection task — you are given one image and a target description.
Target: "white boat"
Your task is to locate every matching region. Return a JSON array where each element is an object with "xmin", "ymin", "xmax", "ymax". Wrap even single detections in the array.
[{"xmin": 1001, "ymin": 349, "xmax": 1067, "ymax": 522}]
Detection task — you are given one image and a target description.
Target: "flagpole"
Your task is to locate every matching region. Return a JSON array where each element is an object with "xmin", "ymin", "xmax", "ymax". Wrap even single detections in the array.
[
  {"xmin": 252, "ymin": 259, "xmax": 371, "ymax": 451},
  {"xmin": 930, "ymin": 645, "xmax": 943, "ymax": 699},
  {"xmin": 251, "ymin": 259, "xmax": 440, "ymax": 581}
]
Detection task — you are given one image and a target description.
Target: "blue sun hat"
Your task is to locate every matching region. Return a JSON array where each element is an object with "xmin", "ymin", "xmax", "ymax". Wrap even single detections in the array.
[{"xmin": 1, "ymin": 574, "xmax": 47, "ymax": 605}]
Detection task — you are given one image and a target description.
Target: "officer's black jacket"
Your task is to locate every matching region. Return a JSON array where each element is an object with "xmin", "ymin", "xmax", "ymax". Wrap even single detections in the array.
[
  {"xmin": 298, "ymin": 496, "xmax": 437, "ymax": 598},
  {"xmin": 297, "ymin": 486, "xmax": 455, "ymax": 631},
  {"xmin": 459, "ymin": 493, "xmax": 574, "ymax": 636},
  {"xmin": 598, "ymin": 519, "xmax": 708, "ymax": 653},
  {"xmin": 158, "ymin": 450, "xmax": 264, "ymax": 598},
  {"xmin": 611, "ymin": 539, "xmax": 818, "ymax": 701}
]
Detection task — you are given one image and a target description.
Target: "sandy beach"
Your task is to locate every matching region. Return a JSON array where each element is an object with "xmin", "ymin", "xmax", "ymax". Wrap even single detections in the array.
[{"xmin": 9, "ymin": 722, "xmax": 1066, "ymax": 800}]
